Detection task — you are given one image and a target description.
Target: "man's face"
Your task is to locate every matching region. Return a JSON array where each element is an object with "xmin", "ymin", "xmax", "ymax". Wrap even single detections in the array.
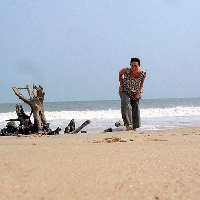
[{"xmin": 130, "ymin": 62, "xmax": 140, "ymax": 72}]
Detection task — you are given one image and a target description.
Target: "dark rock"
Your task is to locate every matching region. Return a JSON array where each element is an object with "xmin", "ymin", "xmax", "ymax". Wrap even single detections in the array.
[{"xmin": 104, "ymin": 127, "xmax": 113, "ymax": 132}]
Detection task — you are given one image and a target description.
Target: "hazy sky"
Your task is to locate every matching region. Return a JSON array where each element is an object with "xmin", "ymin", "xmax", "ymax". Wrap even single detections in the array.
[{"xmin": 1, "ymin": 0, "xmax": 200, "ymax": 103}]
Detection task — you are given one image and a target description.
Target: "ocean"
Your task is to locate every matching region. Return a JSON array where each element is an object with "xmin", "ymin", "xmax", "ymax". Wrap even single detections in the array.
[{"xmin": 0, "ymin": 98, "xmax": 200, "ymax": 133}]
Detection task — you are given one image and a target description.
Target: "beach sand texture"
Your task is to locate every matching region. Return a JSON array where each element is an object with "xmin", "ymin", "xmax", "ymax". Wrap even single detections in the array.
[{"xmin": 1, "ymin": 127, "xmax": 200, "ymax": 200}]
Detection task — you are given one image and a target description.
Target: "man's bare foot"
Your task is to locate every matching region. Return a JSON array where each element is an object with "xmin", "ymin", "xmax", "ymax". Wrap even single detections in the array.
[{"xmin": 126, "ymin": 125, "xmax": 132, "ymax": 131}]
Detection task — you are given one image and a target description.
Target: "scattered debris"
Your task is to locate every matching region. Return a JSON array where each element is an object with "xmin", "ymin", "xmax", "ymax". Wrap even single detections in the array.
[
  {"xmin": 93, "ymin": 136, "xmax": 127, "ymax": 143},
  {"xmin": 81, "ymin": 131, "xmax": 87, "ymax": 133}
]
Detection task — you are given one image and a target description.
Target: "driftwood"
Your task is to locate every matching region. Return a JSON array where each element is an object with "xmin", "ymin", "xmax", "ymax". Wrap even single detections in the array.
[
  {"xmin": 2, "ymin": 85, "xmax": 91, "ymax": 136},
  {"xmin": 1, "ymin": 121, "xmax": 18, "ymax": 136},
  {"xmin": 1, "ymin": 104, "xmax": 32, "ymax": 136},
  {"xmin": 47, "ymin": 127, "xmax": 61, "ymax": 135},
  {"xmin": 6, "ymin": 104, "xmax": 31, "ymax": 126},
  {"xmin": 1, "ymin": 103, "xmax": 61, "ymax": 136},
  {"xmin": 11, "ymin": 84, "xmax": 48, "ymax": 132},
  {"xmin": 64, "ymin": 119, "xmax": 75, "ymax": 133},
  {"xmin": 67, "ymin": 120, "xmax": 91, "ymax": 134}
]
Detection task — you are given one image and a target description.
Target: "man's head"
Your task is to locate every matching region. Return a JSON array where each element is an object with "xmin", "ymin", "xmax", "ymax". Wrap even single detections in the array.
[
  {"xmin": 130, "ymin": 57, "xmax": 140, "ymax": 72},
  {"xmin": 130, "ymin": 57, "xmax": 140, "ymax": 66}
]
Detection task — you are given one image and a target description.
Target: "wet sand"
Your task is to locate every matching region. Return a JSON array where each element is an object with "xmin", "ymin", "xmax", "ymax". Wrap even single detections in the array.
[{"xmin": 1, "ymin": 127, "xmax": 200, "ymax": 200}]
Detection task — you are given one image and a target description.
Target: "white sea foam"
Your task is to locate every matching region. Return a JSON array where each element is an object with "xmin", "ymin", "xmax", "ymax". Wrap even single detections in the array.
[
  {"xmin": 141, "ymin": 106, "xmax": 200, "ymax": 118},
  {"xmin": 44, "ymin": 109, "xmax": 120, "ymax": 120},
  {"xmin": 0, "ymin": 106, "xmax": 199, "ymax": 123},
  {"xmin": 0, "ymin": 106, "xmax": 200, "ymax": 132}
]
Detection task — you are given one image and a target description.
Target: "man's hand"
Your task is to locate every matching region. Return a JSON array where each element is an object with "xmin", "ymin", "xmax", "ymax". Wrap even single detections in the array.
[
  {"xmin": 119, "ymin": 87, "xmax": 124, "ymax": 92},
  {"xmin": 135, "ymin": 92, "xmax": 140, "ymax": 99}
]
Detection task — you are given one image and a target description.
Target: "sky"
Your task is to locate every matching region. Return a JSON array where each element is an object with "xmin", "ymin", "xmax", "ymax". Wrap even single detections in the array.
[{"xmin": 1, "ymin": 0, "xmax": 200, "ymax": 103}]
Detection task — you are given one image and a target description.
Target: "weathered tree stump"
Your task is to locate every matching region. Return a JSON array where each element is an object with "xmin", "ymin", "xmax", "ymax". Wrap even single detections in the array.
[{"xmin": 11, "ymin": 84, "xmax": 48, "ymax": 132}]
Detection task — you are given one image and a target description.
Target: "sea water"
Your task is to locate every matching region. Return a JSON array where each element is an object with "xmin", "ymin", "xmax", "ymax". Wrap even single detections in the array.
[{"xmin": 0, "ymin": 98, "xmax": 200, "ymax": 133}]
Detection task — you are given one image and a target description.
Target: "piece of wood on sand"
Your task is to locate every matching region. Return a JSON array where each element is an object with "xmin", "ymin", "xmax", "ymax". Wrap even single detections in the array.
[{"xmin": 68, "ymin": 120, "xmax": 91, "ymax": 134}]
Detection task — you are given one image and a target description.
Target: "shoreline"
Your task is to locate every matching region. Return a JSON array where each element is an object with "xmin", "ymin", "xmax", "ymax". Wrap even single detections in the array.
[{"xmin": 1, "ymin": 127, "xmax": 200, "ymax": 199}]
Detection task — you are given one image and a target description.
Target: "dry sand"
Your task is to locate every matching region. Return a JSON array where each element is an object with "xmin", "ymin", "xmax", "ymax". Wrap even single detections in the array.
[{"xmin": 1, "ymin": 127, "xmax": 200, "ymax": 200}]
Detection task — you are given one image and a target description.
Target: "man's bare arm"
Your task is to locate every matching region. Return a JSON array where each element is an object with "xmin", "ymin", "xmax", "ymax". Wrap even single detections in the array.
[{"xmin": 119, "ymin": 68, "xmax": 127, "ymax": 91}]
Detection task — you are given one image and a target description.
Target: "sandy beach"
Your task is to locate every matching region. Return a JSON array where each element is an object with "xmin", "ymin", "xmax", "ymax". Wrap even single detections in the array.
[{"xmin": 1, "ymin": 127, "xmax": 200, "ymax": 200}]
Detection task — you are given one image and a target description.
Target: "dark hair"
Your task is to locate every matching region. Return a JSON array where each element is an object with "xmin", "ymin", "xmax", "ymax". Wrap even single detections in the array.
[{"xmin": 130, "ymin": 57, "xmax": 140, "ymax": 66}]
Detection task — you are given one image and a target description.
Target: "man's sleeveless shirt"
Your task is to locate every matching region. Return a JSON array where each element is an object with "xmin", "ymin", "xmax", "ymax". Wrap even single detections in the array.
[{"xmin": 122, "ymin": 68, "xmax": 147, "ymax": 99}]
